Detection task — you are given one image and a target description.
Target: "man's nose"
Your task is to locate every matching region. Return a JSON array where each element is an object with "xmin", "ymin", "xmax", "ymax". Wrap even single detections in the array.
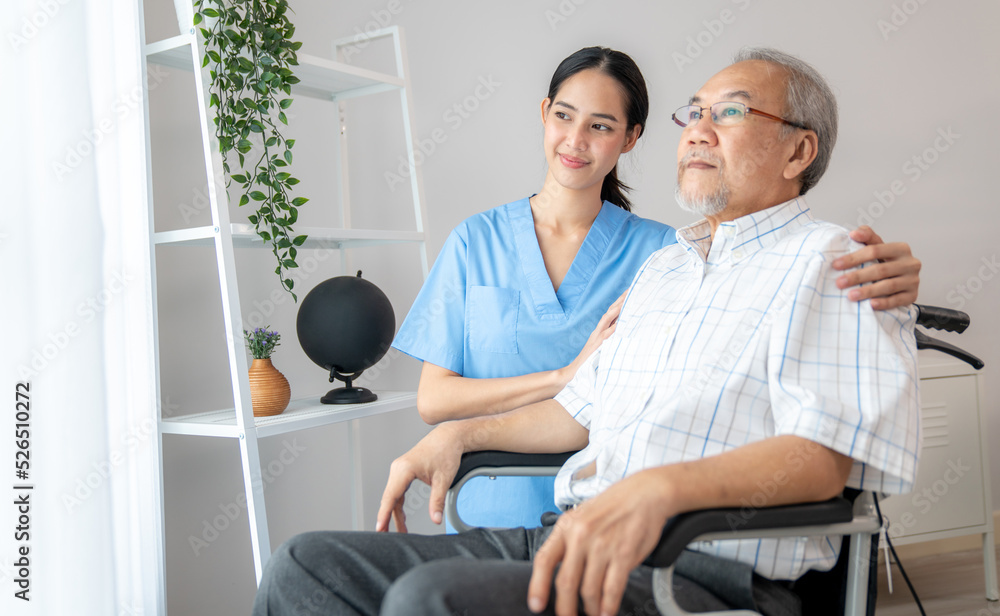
[{"xmin": 685, "ymin": 115, "xmax": 718, "ymax": 146}]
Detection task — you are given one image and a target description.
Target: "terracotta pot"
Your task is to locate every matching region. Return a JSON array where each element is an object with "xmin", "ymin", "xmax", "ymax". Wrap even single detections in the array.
[{"xmin": 249, "ymin": 358, "xmax": 291, "ymax": 417}]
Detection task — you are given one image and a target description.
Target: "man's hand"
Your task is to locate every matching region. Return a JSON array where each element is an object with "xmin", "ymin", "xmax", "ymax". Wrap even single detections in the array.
[
  {"xmin": 527, "ymin": 469, "xmax": 674, "ymax": 616},
  {"xmin": 835, "ymin": 226, "xmax": 921, "ymax": 310},
  {"xmin": 375, "ymin": 423, "xmax": 465, "ymax": 533}
]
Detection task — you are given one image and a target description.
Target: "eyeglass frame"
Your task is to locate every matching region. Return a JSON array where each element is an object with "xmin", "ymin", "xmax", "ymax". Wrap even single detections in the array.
[{"xmin": 672, "ymin": 102, "xmax": 810, "ymax": 131}]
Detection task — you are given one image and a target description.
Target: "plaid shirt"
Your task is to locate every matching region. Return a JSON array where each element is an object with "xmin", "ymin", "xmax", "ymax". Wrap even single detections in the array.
[{"xmin": 553, "ymin": 198, "xmax": 919, "ymax": 579}]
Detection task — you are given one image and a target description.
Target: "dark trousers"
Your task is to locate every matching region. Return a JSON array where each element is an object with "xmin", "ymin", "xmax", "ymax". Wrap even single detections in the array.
[{"xmin": 251, "ymin": 519, "xmax": 800, "ymax": 616}]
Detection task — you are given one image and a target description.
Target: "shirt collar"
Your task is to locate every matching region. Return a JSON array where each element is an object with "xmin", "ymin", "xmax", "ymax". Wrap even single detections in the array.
[{"xmin": 675, "ymin": 197, "xmax": 815, "ymax": 265}]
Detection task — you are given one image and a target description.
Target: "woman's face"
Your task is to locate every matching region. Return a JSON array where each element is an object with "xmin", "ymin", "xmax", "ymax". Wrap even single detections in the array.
[{"xmin": 541, "ymin": 69, "xmax": 640, "ymax": 196}]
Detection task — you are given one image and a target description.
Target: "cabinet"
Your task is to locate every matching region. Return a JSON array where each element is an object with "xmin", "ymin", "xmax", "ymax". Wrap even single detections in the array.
[
  {"xmin": 139, "ymin": 5, "xmax": 428, "ymax": 588},
  {"xmin": 879, "ymin": 350, "xmax": 998, "ymax": 600}
]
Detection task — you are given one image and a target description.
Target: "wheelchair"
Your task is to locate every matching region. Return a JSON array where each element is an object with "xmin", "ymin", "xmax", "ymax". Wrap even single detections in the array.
[{"xmin": 445, "ymin": 304, "xmax": 984, "ymax": 616}]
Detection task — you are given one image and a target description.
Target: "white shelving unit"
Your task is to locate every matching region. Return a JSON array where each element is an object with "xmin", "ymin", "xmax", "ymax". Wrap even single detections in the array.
[
  {"xmin": 880, "ymin": 351, "xmax": 998, "ymax": 600},
  {"xmin": 139, "ymin": 6, "xmax": 428, "ymax": 593}
]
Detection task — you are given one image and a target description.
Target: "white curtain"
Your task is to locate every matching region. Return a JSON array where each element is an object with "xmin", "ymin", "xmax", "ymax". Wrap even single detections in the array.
[{"xmin": 2, "ymin": 1, "xmax": 162, "ymax": 614}]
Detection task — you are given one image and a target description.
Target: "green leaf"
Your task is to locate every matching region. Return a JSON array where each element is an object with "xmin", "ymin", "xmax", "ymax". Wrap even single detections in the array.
[
  {"xmin": 261, "ymin": 71, "xmax": 276, "ymax": 82},
  {"xmin": 279, "ymin": 98, "xmax": 293, "ymax": 109},
  {"xmin": 292, "ymin": 235, "xmax": 307, "ymax": 246},
  {"xmin": 276, "ymin": 238, "xmax": 292, "ymax": 249},
  {"xmin": 283, "ymin": 149, "xmax": 292, "ymax": 164},
  {"xmin": 278, "ymin": 111, "xmax": 288, "ymax": 125},
  {"xmin": 286, "ymin": 139, "xmax": 295, "ymax": 148},
  {"xmin": 283, "ymin": 278, "xmax": 294, "ymax": 290},
  {"xmin": 289, "ymin": 246, "xmax": 297, "ymax": 260},
  {"xmin": 202, "ymin": 7, "xmax": 220, "ymax": 17},
  {"xmin": 239, "ymin": 194, "xmax": 250, "ymax": 206},
  {"xmin": 285, "ymin": 177, "xmax": 299, "ymax": 186},
  {"xmin": 248, "ymin": 214, "xmax": 258, "ymax": 224},
  {"xmin": 250, "ymin": 190, "xmax": 267, "ymax": 201},
  {"xmin": 282, "ymin": 259, "xmax": 298, "ymax": 268},
  {"xmin": 193, "ymin": 12, "xmax": 203, "ymax": 25},
  {"xmin": 275, "ymin": 172, "xmax": 291, "ymax": 181},
  {"xmin": 231, "ymin": 173, "xmax": 247, "ymax": 183},
  {"xmin": 236, "ymin": 139, "xmax": 253, "ymax": 153},
  {"xmin": 265, "ymin": 136, "xmax": 278, "ymax": 147},
  {"xmin": 272, "ymin": 159, "xmax": 287, "ymax": 167},
  {"xmin": 259, "ymin": 231, "xmax": 272, "ymax": 241},
  {"xmin": 291, "ymin": 197, "xmax": 308, "ymax": 206}
]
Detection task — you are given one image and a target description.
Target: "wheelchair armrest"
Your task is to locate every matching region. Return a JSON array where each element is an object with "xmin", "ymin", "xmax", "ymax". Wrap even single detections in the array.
[
  {"xmin": 644, "ymin": 496, "xmax": 857, "ymax": 568},
  {"xmin": 449, "ymin": 450, "xmax": 578, "ymax": 489}
]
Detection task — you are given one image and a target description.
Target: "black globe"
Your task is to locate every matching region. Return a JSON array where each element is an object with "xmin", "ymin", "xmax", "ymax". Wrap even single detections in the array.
[{"xmin": 296, "ymin": 271, "xmax": 395, "ymax": 404}]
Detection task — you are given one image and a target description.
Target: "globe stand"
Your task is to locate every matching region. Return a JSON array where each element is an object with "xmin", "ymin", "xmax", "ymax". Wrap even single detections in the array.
[{"xmin": 320, "ymin": 369, "xmax": 377, "ymax": 405}]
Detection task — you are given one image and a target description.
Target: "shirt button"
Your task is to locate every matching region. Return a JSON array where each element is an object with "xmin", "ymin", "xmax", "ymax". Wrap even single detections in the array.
[{"xmin": 733, "ymin": 250, "xmax": 744, "ymax": 260}]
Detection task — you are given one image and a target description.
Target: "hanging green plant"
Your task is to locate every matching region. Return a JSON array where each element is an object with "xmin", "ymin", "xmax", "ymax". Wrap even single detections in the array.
[{"xmin": 192, "ymin": 0, "xmax": 308, "ymax": 300}]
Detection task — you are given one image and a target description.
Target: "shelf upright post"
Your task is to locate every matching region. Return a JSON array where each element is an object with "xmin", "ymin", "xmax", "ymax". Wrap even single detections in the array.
[
  {"xmin": 137, "ymin": 0, "xmax": 169, "ymax": 611},
  {"xmin": 329, "ymin": 26, "xmax": 431, "ymax": 530},
  {"xmin": 389, "ymin": 25, "xmax": 431, "ymax": 280},
  {"xmin": 187, "ymin": 26, "xmax": 272, "ymax": 581}
]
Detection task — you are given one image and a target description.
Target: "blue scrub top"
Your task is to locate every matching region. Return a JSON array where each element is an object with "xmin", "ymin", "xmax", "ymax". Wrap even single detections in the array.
[{"xmin": 393, "ymin": 197, "xmax": 676, "ymax": 529}]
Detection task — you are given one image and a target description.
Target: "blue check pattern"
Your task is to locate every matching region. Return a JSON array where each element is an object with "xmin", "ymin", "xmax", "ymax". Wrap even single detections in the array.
[{"xmin": 553, "ymin": 198, "xmax": 920, "ymax": 579}]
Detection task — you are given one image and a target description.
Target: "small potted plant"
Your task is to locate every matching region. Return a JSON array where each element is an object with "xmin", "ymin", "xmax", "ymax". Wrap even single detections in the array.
[{"xmin": 245, "ymin": 326, "xmax": 291, "ymax": 417}]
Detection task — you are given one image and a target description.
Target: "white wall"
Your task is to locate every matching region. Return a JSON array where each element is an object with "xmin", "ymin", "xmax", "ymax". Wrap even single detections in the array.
[{"xmin": 142, "ymin": 1, "xmax": 1000, "ymax": 613}]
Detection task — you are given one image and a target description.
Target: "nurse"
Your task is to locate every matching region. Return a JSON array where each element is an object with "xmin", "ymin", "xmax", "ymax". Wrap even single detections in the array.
[{"xmin": 390, "ymin": 47, "xmax": 920, "ymax": 530}]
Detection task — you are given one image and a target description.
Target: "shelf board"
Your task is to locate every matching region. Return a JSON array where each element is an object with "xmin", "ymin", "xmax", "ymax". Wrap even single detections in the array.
[
  {"xmin": 145, "ymin": 35, "xmax": 404, "ymax": 100},
  {"xmin": 160, "ymin": 390, "xmax": 416, "ymax": 438},
  {"xmin": 154, "ymin": 224, "xmax": 424, "ymax": 248}
]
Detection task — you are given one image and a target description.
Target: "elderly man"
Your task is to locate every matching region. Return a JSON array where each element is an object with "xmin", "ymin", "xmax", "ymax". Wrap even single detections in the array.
[{"xmin": 253, "ymin": 48, "xmax": 919, "ymax": 616}]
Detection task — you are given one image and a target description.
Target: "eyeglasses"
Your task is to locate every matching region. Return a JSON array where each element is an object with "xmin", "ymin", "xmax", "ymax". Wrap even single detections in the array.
[{"xmin": 672, "ymin": 102, "xmax": 809, "ymax": 130}]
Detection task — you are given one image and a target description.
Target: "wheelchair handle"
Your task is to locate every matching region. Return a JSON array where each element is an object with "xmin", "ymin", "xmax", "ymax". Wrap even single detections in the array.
[{"xmin": 915, "ymin": 304, "xmax": 970, "ymax": 333}]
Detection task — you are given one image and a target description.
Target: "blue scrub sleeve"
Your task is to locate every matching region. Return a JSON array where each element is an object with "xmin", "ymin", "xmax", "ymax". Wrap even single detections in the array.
[{"xmin": 391, "ymin": 228, "xmax": 468, "ymax": 375}]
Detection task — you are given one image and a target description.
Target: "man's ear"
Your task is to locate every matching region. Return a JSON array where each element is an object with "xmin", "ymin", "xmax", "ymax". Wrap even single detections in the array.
[
  {"xmin": 540, "ymin": 98, "xmax": 551, "ymax": 125},
  {"xmin": 621, "ymin": 124, "xmax": 643, "ymax": 154},
  {"xmin": 783, "ymin": 130, "xmax": 818, "ymax": 182}
]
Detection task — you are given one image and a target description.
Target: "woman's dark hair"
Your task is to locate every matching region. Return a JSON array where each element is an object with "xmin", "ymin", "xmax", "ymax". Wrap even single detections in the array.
[{"xmin": 546, "ymin": 46, "xmax": 649, "ymax": 211}]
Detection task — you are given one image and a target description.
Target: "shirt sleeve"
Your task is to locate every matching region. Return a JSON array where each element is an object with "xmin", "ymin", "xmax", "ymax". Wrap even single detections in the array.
[
  {"xmin": 391, "ymin": 227, "xmax": 469, "ymax": 375},
  {"xmin": 553, "ymin": 345, "xmax": 602, "ymax": 429},
  {"xmin": 767, "ymin": 233, "xmax": 920, "ymax": 495}
]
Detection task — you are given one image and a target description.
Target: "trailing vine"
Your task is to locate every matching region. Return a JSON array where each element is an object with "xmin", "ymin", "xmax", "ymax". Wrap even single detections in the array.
[{"xmin": 193, "ymin": 0, "xmax": 308, "ymax": 300}]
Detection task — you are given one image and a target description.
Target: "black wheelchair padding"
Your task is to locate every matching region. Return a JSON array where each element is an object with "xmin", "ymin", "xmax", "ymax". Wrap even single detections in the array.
[
  {"xmin": 644, "ymin": 496, "xmax": 854, "ymax": 568},
  {"xmin": 450, "ymin": 450, "xmax": 577, "ymax": 489},
  {"xmin": 914, "ymin": 303, "xmax": 969, "ymax": 333}
]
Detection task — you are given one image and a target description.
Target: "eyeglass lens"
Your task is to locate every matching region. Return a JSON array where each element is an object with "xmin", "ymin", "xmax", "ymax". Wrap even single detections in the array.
[{"xmin": 673, "ymin": 103, "xmax": 747, "ymax": 127}]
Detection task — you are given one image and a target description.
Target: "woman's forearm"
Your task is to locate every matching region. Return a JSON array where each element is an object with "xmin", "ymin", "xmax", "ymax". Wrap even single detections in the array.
[{"xmin": 417, "ymin": 361, "xmax": 572, "ymax": 424}]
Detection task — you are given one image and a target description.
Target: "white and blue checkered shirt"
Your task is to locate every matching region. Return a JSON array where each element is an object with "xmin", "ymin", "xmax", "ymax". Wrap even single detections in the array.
[{"xmin": 553, "ymin": 198, "xmax": 920, "ymax": 580}]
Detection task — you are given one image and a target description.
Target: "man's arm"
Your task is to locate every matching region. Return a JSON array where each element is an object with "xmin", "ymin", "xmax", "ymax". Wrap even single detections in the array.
[
  {"xmin": 528, "ymin": 435, "xmax": 853, "ymax": 616},
  {"xmin": 375, "ymin": 399, "xmax": 588, "ymax": 532}
]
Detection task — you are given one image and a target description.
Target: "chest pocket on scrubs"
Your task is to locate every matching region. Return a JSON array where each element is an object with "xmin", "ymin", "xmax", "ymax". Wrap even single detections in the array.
[{"xmin": 468, "ymin": 286, "xmax": 519, "ymax": 354}]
